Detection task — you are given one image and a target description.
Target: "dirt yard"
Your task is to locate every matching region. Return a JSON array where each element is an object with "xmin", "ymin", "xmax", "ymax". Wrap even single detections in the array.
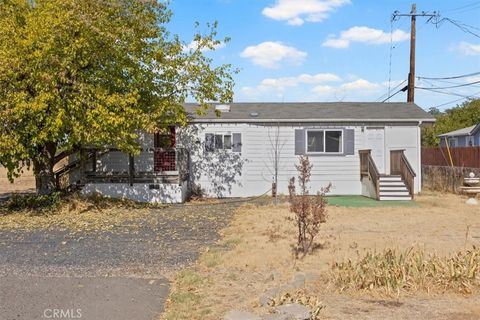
[
  {"xmin": 0, "ymin": 166, "xmax": 35, "ymax": 196},
  {"xmin": 163, "ymin": 192, "xmax": 480, "ymax": 320}
]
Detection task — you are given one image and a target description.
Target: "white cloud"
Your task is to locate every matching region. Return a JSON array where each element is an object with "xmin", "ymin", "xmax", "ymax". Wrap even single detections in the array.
[
  {"xmin": 183, "ymin": 40, "xmax": 226, "ymax": 52},
  {"xmin": 454, "ymin": 41, "xmax": 480, "ymax": 56},
  {"xmin": 323, "ymin": 26, "xmax": 409, "ymax": 48},
  {"xmin": 262, "ymin": 0, "xmax": 350, "ymax": 26},
  {"xmin": 240, "ymin": 75, "xmax": 402, "ymax": 102},
  {"xmin": 261, "ymin": 73, "xmax": 341, "ymax": 89},
  {"xmin": 241, "ymin": 72, "xmax": 340, "ymax": 97},
  {"xmin": 311, "ymin": 85, "xmax": 336, "ymax": 95},
  {"xmin": 340, "ymin": 79, "xmax": 381, "ymax": 91},
  {"xmin": 240, "ymin": 41, "xmax": 307, "ymax": 68}
]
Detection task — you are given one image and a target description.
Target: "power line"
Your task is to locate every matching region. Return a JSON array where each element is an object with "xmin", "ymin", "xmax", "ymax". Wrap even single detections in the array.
[
  {"xmin": 382, "ymin": 85, "xmax": 408, "ymax": 102},
  {"xmin": 417, "ymin": 71, "xmax": 480, "ymax": 80},
  {"xmin": 416, "ymin": 86, "xmax": 480, "ymax": 99},
  {"xmin": 432, "ymin": 17, "xmax": 480, "ymax": 39},
  {"xmin": 376, "ymin": 80, "xmax": 407, "ymax": 102},
  {"xmin": 433, "ymin": 89, "xmax": 480, "ymax": 109},
  {"xmin": 446, "ymin": 1, "xmax": 480, "ymax": 13},
  {"xmin": 416, "ymin": 79, "xmax": 480, "ymax": 90}
]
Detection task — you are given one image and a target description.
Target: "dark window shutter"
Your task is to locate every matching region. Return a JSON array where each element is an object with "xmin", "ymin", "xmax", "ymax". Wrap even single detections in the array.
[
  {"xmin": 344, "ymin": 129, "xmax": 355, "ymax": 155},
  {"xmin": 205, "ymin": 133, "xmax": 214, "ymax": 152},
  {"xmin": 232, "ymin": 133, "xmax": 242, "ymax": 152},
  {"xmin": 295, "ymin": 129, "xmax": 305, "ymax": 155}
]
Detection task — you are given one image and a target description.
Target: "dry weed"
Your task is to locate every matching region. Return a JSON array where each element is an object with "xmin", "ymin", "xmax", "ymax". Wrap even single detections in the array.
[{"xmin": 331, "ymin": 246, "xmax": 480, "ymax": 296}]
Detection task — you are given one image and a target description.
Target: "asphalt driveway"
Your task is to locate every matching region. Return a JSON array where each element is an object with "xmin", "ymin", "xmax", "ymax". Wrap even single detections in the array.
[{"xmin": 0, "ymin": 200, "xmax": 244, "ymax": 320}]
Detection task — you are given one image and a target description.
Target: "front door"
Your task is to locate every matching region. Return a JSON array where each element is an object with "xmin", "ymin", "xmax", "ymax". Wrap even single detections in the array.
[{"xmin": 365, "ymin": 127, "xmax": 385, "ymax": 174}]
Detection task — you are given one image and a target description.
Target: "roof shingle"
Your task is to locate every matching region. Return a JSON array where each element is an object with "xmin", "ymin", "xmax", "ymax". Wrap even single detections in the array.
[{"xmin": 184, "ymin": 102, "xmax": 435, "ymax": 123}]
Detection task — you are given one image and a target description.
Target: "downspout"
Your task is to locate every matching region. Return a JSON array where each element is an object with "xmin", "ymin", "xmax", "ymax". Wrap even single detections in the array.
[{"xmin": 417, "ymin": 120, "xmax": 422, "ymax": 193}]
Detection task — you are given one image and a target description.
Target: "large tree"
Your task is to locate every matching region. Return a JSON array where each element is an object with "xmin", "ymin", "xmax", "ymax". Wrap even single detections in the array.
[
  {"xmin": 422, "ymin": 99, "xmax": 480, "ymax": 146},
  {"xmin": 0, "ymin": 0, "xmax": 235, "ymax": 194}
]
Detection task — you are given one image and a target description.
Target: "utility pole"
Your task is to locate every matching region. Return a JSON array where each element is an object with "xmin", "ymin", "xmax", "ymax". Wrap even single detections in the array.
[{"xmin": 392, "ymin": 4, "xmax": 438, "ymax": 103}]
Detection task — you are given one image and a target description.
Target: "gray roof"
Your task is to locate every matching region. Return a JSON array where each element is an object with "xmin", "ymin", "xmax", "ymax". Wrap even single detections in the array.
[
  {"xmin": 184, "ymin": 102, "xmax": 435, "ymax": 123},
  {"xmin": 438, "ymin": 123, "xmax": 480, "ymax": 137}
]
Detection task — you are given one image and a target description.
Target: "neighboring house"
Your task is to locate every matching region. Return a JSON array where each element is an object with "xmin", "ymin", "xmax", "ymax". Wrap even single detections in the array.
[
  {"xmin": 73, "ymin": 102, "xmax": 435, "ymax": 203},
  {"xmin": 438, "ymin": 123, "xmax": 480, "ymax": 147}
]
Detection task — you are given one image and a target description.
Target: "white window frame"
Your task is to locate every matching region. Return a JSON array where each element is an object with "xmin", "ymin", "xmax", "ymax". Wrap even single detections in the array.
[
  {"xmin": 305, "ymin": 129, "xmax": 344, "ymax": 154},
  {"xmin": 206, "ymin": 133, "xmax": 234, "ymax": 151}
]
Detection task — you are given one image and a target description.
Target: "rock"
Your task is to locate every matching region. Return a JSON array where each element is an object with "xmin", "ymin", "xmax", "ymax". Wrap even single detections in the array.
[
  {"xmin": 259, "ymin": 287, "xmax": 283, "ymax": 306},
  {"xmin": 265, "ymin": 270, "xmax": 281, "ymax": 282},
  {"xmin": 224, "ymin": 310, "xmax": 262, "ymax": 320},
  {"xmin": 262, "ymin": 313, "xmax": 293, "ymax": 320},
  {"xmin": 466, "ymin": 198, "xmax": 478, "ymax": 205},
  {"xmin": 291, "ymin": 273, "xmax": 305, "ymax": 287},
  {"xmin": 274, "ymin": 304, "xmax": 311, "ymax": 320},
  {"xmin": 304, "ymin": 272, "xmax": 320, "ymax": 282}
]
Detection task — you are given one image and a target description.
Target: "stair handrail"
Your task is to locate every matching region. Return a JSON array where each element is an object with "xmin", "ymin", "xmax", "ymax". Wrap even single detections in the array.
[
  {"xmin": 390, "ymin": 150, "xmax": 416, "ymax": 199},
  {"xmin": 359, "ymin": 149, "xmax": 381, "ymax": 200}
]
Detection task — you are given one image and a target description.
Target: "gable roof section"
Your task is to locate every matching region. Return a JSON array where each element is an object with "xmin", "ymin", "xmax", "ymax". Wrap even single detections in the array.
[
  {"xmin": 438, "ymin": 123, "xmax": 480, "ymax": 137},
  {"xmin": 184, "ymin": 102, "xmax": 435, "ymax": 123}
]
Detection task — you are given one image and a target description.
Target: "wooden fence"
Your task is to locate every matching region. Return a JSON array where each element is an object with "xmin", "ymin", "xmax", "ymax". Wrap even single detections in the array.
[{"xmin": 421, "ymin": 146, "xmax": 480, "ymax": 168}]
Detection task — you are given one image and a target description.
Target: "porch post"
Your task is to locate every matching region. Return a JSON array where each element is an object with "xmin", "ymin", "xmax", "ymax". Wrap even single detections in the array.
[
  {"xmin": 92, "ymin": 149, "xmax": 96, "ymax": 173},
  {"xmin": 129, "ymin": 154, "xmax": 134, "ymax": 186}
]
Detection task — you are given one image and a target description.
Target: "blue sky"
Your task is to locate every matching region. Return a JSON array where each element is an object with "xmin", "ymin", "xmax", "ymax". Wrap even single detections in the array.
[{"xmin": 168, "ymin": 0, "xmax": 480, "ymax": 111}]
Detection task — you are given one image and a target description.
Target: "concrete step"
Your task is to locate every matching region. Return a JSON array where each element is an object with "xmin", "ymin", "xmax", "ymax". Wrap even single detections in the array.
[{"xmin": 379, "ymin": 196, "xmax": 412, "ymax": 201}]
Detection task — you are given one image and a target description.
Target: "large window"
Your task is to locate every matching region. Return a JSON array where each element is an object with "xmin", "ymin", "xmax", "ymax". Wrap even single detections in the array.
[
  {"xmin": 206, "ymin": 133, "xmax": 236, "ymax": 152},
  {"xmin": 306, "ymin": 129, "xmax": 343, "ymax": 154}
]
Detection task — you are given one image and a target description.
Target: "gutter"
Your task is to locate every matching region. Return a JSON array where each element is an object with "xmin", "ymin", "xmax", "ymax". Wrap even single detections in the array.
[{"xmin": 188, "ymin": 118, "xmax": 436, "ymax": 124}]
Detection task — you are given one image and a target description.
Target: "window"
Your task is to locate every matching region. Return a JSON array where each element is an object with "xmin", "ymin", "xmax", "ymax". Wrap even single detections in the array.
[
  {"xmin": 306, "ymin": 129, "xmax": 343, "ymax": 154},
  {"xmin": 224, "ymin": 135, "xmax": 232, "ymax": 149},
  {"xmin": 206, "ymin": 133, "xmax": 238, "ymax": 152},
  {"xmin": 467, "ymin": 136, "xmax": 474, "ymax": 147},
  {"xmin": 307, "ymin": 131, "xmax": 324, "ymax": 153}
]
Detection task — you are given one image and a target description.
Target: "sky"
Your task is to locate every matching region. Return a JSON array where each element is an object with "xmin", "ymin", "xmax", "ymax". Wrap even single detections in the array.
[{"xmin": 167, "ymin": 0, "xmax": 480, "ymax": 111}]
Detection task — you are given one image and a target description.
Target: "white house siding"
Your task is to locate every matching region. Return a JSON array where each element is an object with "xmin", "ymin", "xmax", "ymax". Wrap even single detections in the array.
[
  {"xmin": 384, "ymin": 125, "xmax": 421, "ymax": 193},
  {"xmin": 178, "ymin": 123, "xmax": 365, "ymax": 198},
  {"xmin": 80, "ymin": 181, "xmax": 187, "ymax": 204}
]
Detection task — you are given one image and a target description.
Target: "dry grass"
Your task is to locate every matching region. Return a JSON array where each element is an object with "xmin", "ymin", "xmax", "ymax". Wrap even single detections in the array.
[
  {"xmin": 162, "ymin": 192, "xmax": 480, "ymax": 320},
  {"xmin": 331, "ymin": 246, "xmax": 480, "ymax": 295},
  {"xmin": 0, "ymin": 193, "xmax": 163, "ymax": 233}
]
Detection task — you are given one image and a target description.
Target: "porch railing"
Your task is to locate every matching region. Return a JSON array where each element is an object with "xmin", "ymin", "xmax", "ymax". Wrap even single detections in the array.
[
  {"xmin": 359, "ymin": 149, "xmax": 380, "ymax": 200},
  {"xmin": 390, "ymin": 150, "xmax": 416, "ymax": 198}
]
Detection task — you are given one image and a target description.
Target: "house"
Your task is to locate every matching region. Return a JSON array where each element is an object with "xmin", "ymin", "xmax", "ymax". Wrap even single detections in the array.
[
  {"xmin": 73, "ymin": 102, "xmax": 435, "ymax": 203},
  {"xmin": 438, "ymin": 123, "xmax": 480, "ymax": 147}
]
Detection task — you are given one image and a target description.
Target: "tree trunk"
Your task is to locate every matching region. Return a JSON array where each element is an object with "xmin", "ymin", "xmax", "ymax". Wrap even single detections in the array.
[{"xmin": 32, "ymin": 143, "xmax": 57, "ymax": 195}]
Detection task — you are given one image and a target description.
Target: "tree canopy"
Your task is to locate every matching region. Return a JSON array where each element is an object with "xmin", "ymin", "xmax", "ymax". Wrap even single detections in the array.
[
  {"xmin": 0, "ymin": 0, "xmax": 235, "ymax": 193},
  {"xmin": 422, "ymin": 99, "xmax": 480, "ymax": 146}
]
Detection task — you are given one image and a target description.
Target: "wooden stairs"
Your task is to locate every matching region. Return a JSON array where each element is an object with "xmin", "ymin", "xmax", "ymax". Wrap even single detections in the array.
[{"xmin": 378, "ymin": 175, "xmax": 412, "ymax": 201}]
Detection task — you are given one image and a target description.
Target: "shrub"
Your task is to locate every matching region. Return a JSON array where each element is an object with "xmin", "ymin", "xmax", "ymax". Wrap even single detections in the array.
[
  {"xmin": 5, "ymin": 192, "xmax": 61, "ymax": 212},
  {"xmin": 331, "ymin": 246, "xmax": 480, "ymax": 295},
  {"xmin": 288, "ymin": 156, "xmax": 331, "ymax": 258}
]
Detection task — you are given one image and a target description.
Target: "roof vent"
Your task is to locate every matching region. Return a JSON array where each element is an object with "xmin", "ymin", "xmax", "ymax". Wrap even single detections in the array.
[
  {"xmin": 215, "ymin": 104, "xmax": 230, "ymax": 113},
  {"xmin": 249, "ymin": 112, "xmax": 259, "ymax": 117}
]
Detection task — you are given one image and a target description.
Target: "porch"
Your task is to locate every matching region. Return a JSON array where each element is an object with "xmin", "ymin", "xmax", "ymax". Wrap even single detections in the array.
[{"xmin": 359, "ymin": 149, "xmax": 416, "ymax": 201}]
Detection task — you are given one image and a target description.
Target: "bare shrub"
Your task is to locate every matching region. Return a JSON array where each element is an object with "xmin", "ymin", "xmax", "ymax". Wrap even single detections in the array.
[
  {"xmin": 331, "ymin": 246, "xmax": 480, "ymax": 295},
  {"xmin": 189, "ymin": 183, "xmax": 206, "ymax": 201},
  {"xmin": 288, "ymin": 156, "xmax": 331, "ymax": 258}
]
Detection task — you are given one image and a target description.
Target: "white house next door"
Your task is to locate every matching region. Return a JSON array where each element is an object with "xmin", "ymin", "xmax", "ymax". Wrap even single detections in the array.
[{"xmin": 365, "ymin": 127, "xmax": 385, "ymax": 174}]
